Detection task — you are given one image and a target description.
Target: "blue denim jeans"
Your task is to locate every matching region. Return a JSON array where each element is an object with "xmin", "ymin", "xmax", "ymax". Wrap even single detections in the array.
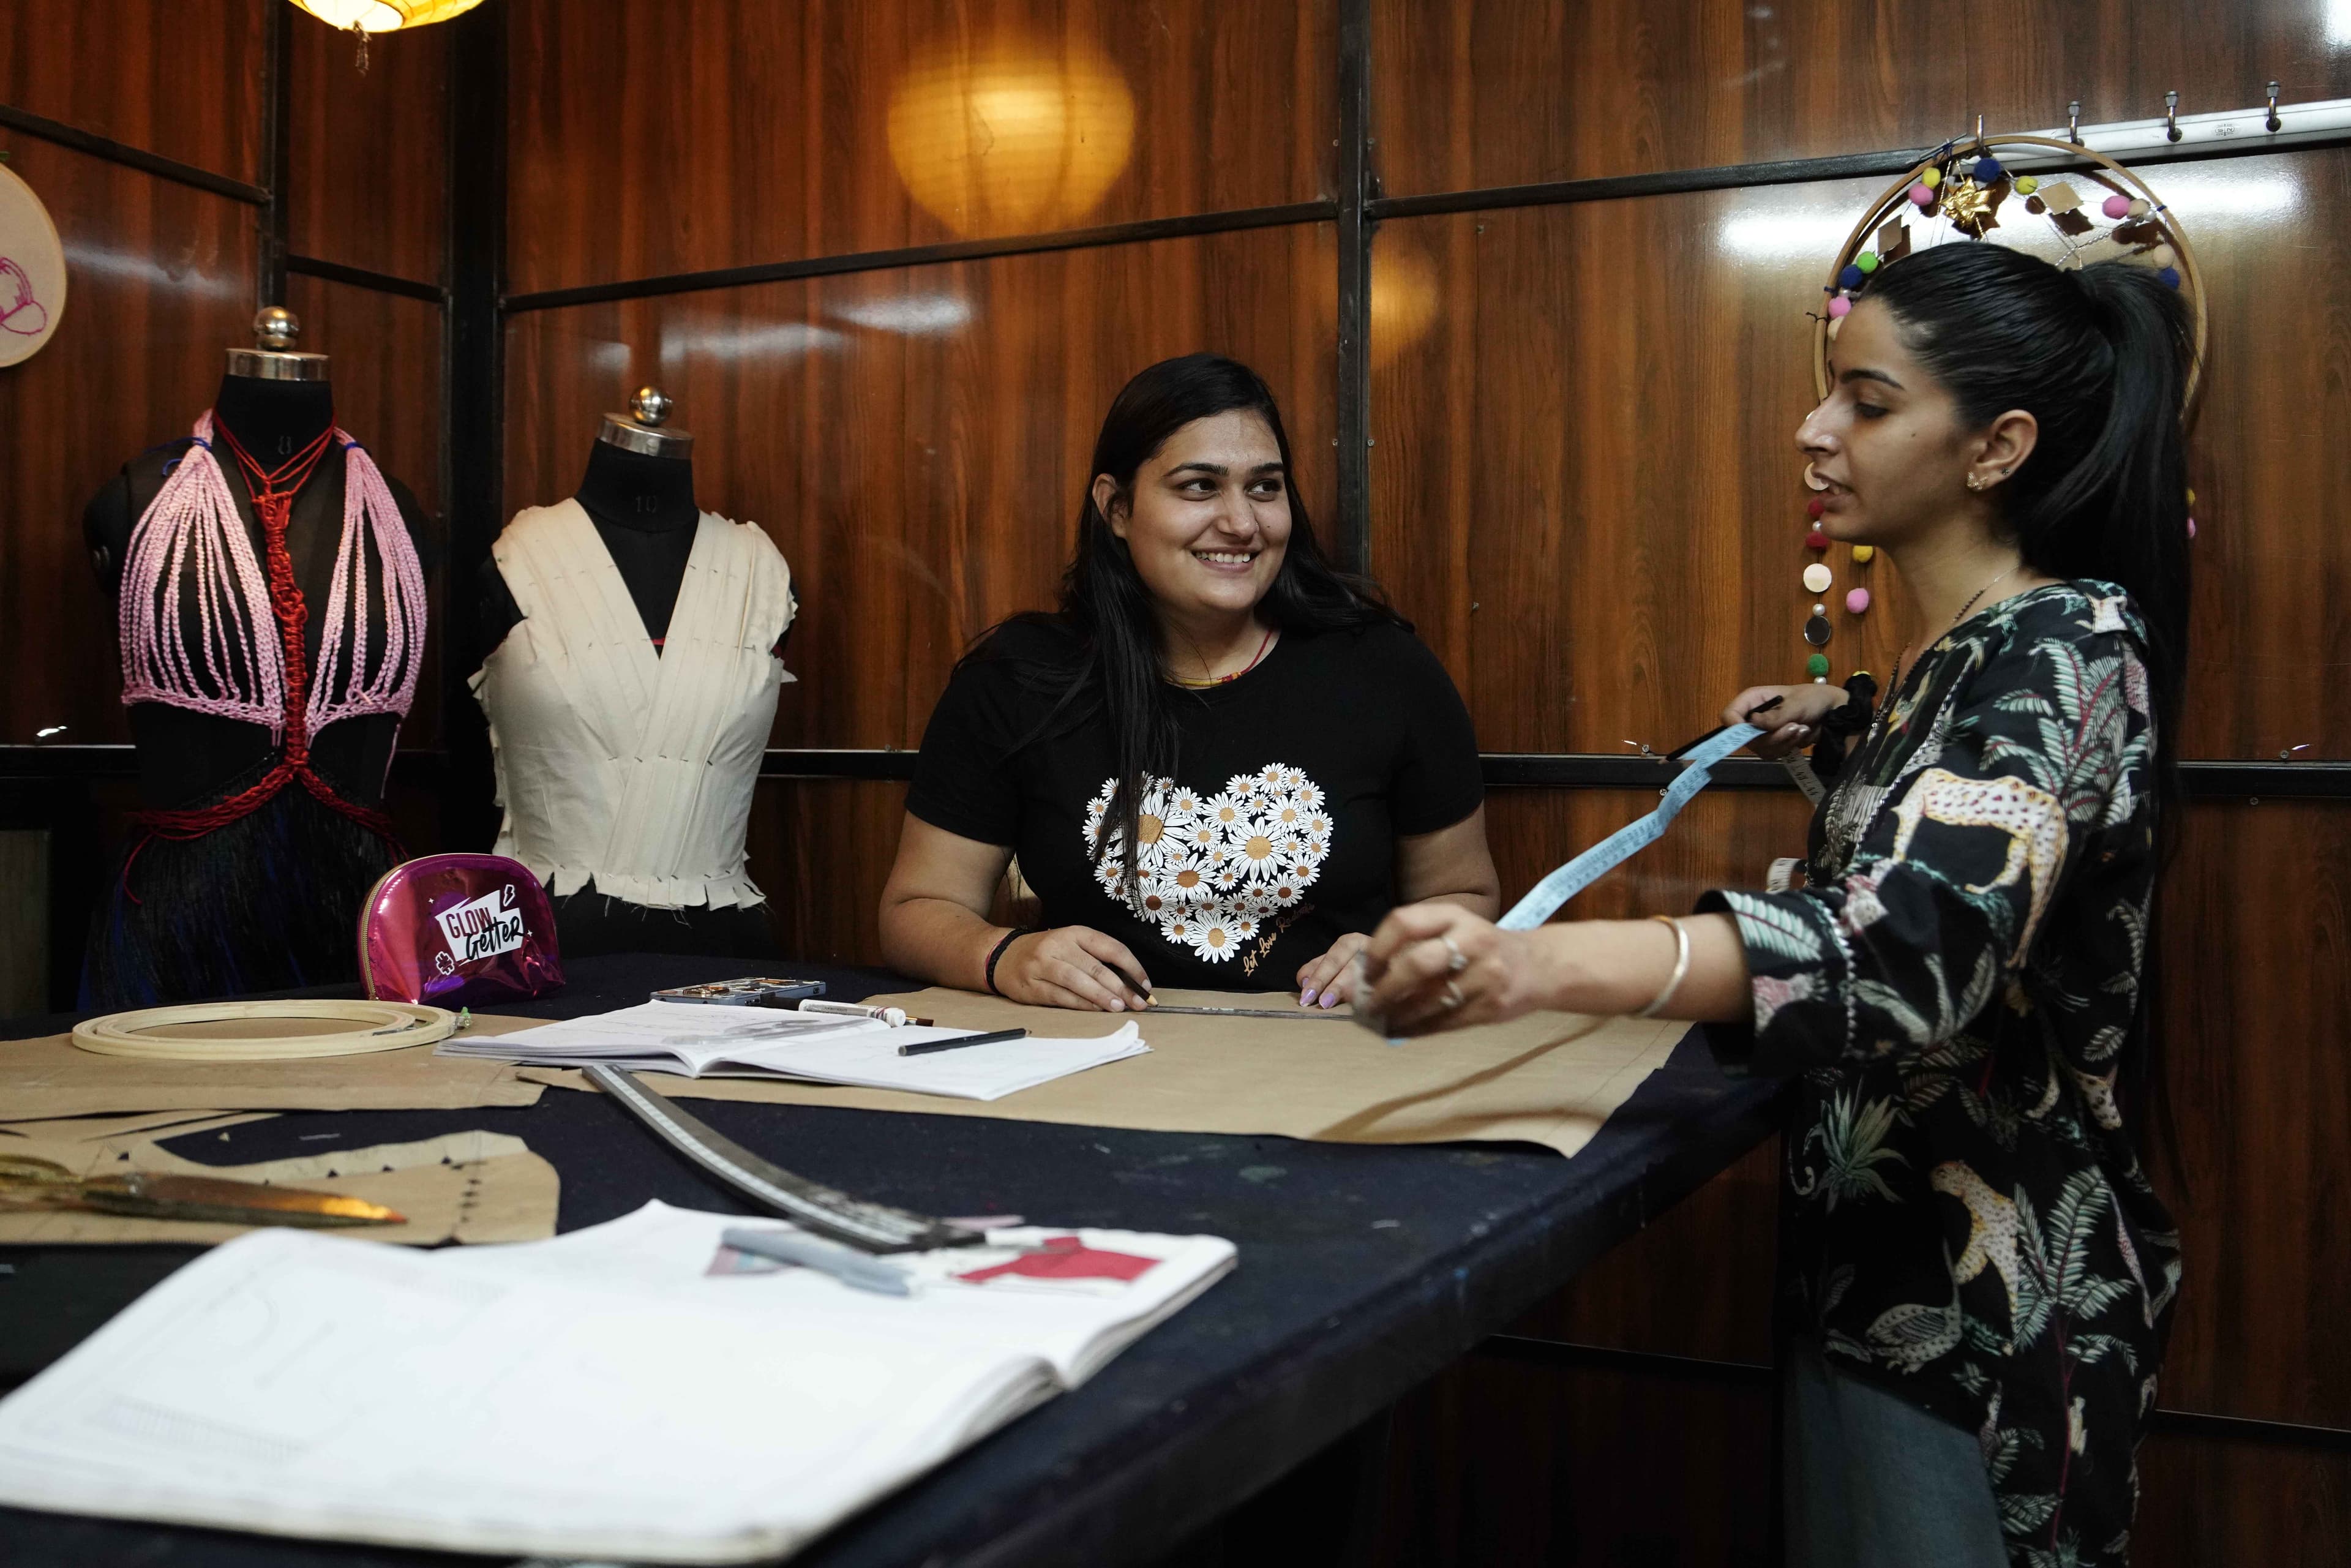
[{"xmin": 1785, "ymin": 1337, "xmax": 2011, "ymax": 1568}]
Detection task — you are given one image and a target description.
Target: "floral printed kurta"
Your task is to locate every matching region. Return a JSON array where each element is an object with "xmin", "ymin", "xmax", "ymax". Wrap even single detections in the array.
[{"xmin": 1700, "ymin": 583, "xmax": 2180, "ymax": 1567}]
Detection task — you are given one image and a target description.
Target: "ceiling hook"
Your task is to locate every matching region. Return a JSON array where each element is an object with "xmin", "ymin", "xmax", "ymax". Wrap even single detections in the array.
[
  {"xmin": 2164, "ymin": 89, "xmax": 2182, "ymax": 143},
  {"xmin": 2265, "ymin": 81, "xmax": 2282, "ymax": 133}
]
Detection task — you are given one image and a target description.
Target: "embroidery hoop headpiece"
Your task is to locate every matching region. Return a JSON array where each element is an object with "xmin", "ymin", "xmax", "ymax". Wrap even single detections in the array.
[
  {"xmin": 1791, "ymin": 130, "xmax": 2209, "ymax": 687},
  {"xmin": 1812, "ymin": 132, "xmax": 2209, "ymax": 414}
]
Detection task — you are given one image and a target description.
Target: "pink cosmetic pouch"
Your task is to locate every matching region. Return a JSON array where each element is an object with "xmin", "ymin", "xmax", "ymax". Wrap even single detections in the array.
[{"xmin": 358, "ymin": 853, "xmax": 564, "ymax": 1007}]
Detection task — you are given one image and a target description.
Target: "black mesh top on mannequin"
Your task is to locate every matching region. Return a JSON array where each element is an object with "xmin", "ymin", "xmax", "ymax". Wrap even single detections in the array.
[
  {"xmin": 476, "ymin": 442, "xmax": 700, "ymax": 651},
  {"xmin": 81, "ymin": 376, "xmax": 434, "ymax": 814}
]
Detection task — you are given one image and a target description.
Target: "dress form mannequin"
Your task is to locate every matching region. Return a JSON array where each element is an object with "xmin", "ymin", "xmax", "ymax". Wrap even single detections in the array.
[
  {"xmin": 475, "ymin": 394, "xmax": 700, "ymax": 653},
  {"xmin": 80, "ymin": 309, "xmax": 432, "ymax": 1006},
  {"xmin": 474, "ymin": 389, "xmax": 791, "ymax": 960}
]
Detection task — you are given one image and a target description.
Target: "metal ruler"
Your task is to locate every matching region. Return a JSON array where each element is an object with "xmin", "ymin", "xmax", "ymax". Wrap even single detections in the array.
[
  {"xmin": 583, "ymin": 1063, "xmax": 983, "ymax": 1255},
  {"xmin": 1146, "ymin": 1004, "xmax": 1353, "ymax": 1021}
]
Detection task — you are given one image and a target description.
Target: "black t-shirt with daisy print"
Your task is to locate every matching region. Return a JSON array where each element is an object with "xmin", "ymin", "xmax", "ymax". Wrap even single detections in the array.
[{"xmin": 907, "ymin": 618, "xmax": 1485, "ymax": 991}]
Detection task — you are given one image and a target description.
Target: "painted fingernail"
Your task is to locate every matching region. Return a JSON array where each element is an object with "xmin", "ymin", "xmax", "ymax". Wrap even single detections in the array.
[
  {"xmin": 1108, "ymin": 999, "xmax": 1125, "ymax": 1012},
  {"xmin": 1300, "ymin": 988, "xmax": 1319, "ymax": 1007},
  {"xmin": 1320, "ymin": 994, "xmax": 1338, "ymax": 1009}
]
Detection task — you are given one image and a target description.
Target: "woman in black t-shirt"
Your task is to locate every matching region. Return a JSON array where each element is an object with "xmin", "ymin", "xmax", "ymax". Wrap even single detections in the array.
[{"xmin": 880, "ymin": 354, "xmax": 1498, "ymax": 1009}]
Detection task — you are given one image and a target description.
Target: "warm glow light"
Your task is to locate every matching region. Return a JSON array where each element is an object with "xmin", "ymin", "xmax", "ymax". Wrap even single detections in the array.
[
  {"xmin": 1316, "ymin": 240, "xmax": 1445, "ymax": 367},
  {"xmin": 1368, "ymin": 245, "xmax": 1441, "ymax": 368},
  {"xmin": 288, "ymin": 0, "xmax": 483, "ymax": 33},
  {"xmin": 887, "ymin": 32, "xmax": 1135, "ymax": 237}
]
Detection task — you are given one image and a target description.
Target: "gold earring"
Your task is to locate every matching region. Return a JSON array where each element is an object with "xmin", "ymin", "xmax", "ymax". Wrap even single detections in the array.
[{"xmin": 1966, "ymin": 473, "xmax": 1984, "ymax": 491}]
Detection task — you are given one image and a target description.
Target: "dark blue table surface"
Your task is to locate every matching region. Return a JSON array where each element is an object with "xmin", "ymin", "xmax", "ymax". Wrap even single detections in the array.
[{"xmin": 0, "ymin": 954, "xmax": 1779, "ymax": 1567}]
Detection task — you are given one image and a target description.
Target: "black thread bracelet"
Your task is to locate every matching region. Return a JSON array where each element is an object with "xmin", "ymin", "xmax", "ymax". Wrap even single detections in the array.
[{"xmin": 984, "ymin": 926, "xmax": 1038, "ymax": 996}]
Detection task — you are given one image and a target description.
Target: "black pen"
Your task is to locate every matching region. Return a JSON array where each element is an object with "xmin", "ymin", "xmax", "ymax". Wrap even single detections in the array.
[{"xmin": 898, "ymin": 1027, "xmax": 1030, "ymax": 1057}]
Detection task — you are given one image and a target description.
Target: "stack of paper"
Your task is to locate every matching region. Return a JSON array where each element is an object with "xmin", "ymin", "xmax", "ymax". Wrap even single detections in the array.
[
  {"xmin": 0, "ymin": 1202, "xmax": 1234, "ymax": 1563},
  {"xmin": 437, "ymin": 1001, "xmax": 1150, "ymax": 1101}
]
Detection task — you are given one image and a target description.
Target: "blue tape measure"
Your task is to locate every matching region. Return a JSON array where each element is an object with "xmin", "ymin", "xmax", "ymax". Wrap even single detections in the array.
[{"xmin": 1496, "ymin": 722, "xmax": 1765, "ymax": 931}]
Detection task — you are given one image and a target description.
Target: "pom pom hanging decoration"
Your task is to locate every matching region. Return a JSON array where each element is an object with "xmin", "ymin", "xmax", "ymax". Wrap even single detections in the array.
[{"xmin": 1791, "ymin": 124, "xmax": 2209, "ymax": 687}]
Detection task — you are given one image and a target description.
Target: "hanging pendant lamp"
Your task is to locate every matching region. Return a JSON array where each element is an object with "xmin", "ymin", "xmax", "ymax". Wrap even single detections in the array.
[
  {"xmin": 287, "ymin": 1, "xmax": 484, "ymax": 73},
  {"xmin": 288, "ymin": 1, "xmax": 484, "ymax": 29}
]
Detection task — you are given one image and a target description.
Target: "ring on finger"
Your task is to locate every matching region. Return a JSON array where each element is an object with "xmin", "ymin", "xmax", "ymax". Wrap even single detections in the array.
[
  {"xmin": 1441, "ymin": 979, "xmax": 1464, "ymax": 1011},
  {"xmin": 1440, "ymin": 934, "xmax": 1468, "ymax": 975}
]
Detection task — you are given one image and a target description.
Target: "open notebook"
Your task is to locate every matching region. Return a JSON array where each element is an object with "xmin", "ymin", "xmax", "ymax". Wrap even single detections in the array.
[
  {"xmin": 437, "ymin": 1000, "xmax": 1149, "ymax": 1101},
  {"xmin": 0, "ymin": 1202, "xmax": 1234, "ymax": 1564}
]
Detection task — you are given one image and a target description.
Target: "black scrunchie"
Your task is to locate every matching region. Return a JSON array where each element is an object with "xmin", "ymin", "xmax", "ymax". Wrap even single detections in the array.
[{"xmin": 1808, "ymin": 671, "xmax": 1879, "ymax": 783}]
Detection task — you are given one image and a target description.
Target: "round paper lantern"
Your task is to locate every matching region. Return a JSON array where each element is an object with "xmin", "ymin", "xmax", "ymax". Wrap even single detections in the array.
[{"xmin": 888, "ymin": 31, "xmax": 1136, "ymax": 238}]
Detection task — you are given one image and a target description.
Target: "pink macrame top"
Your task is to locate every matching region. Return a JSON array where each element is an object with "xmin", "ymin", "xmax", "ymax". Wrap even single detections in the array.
[
  {"xmin": 114, "ymin": 411, "xmax": 427, "ymax": 855},
  {"xmin": 119, "ymin": 411, "xmax": 426, "ymax": 737}
]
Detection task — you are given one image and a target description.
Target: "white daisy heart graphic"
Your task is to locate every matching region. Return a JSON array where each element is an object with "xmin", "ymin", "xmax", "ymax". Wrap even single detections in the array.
[{"xmin": 1092, "ymin": 763, "xmax": 1333, "ymax": 961}]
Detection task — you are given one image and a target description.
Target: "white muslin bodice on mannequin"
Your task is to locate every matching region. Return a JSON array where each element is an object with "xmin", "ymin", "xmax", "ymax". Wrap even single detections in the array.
[{"xmin": 472, "ymin": 499, "xmax": 796, "ymax": 910}]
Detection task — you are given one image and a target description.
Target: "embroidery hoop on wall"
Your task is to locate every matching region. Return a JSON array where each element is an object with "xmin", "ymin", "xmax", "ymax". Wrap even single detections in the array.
[
  {"xmin": 0, "ymin": 156, "xmax": 67, "ymax": 367},
  {"xmin": 1812, "ymin": 132, "xmax": 2210, "ymax": 410}
]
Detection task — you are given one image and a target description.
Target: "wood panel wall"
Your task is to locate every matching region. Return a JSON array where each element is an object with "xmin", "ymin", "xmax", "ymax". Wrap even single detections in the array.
[
  {"xmin": 0, "ymin": 0, "xmax": 268, "ymax": 186},
  {"xmin": 0, "ymin": 2, "xmax": 450, "ymax": 1002},
  {"xmin": 503, "ymin": 0, "xmax": 1335, "ymax": 295},
  {"xmin": 0, "ymin": 129, "xmax": 258, "ymax": 746},
  {"xmin": 285, "ymin": 16, "xmax": 449, "ymax": 285},
  {"xmin": 1373, "ymin": 0, "xmax": 2351, "ymax": 195}
]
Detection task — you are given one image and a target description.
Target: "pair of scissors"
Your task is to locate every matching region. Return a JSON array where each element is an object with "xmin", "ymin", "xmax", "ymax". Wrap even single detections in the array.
[{"xmin": 0, "ymin": 1153, "xmax": 407, "ymax": 1228}]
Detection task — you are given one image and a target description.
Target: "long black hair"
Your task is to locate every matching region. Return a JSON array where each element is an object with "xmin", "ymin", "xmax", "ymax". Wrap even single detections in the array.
[
  {"xmin": 979, "ymin": 352, "xmax": 1401, "ymax": 909},
  {"xmin": 1864, "ymin": 242, "xmax": 2194, "ymax": 775},
  {"xmin": 1864, "ymin": 241, "xmax": 2196, "ymax": 1160}
]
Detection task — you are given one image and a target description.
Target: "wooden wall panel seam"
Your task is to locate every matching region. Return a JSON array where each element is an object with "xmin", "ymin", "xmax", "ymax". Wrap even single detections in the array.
[
  {"xmin": 1335, "ymin": 0, "xmax": 1373, "ymax": 570},
  {"xmin": 501, "ymin": 201, "xmax": 1341, "ymax": 312},
  {"xmin": 286, "ymin": 254, "xmax": 449, "ymax": 304},
  {"xmin": 0, "ymin": 101, "xmax": 269, "ymax": 204},
  {"xmin": 1368, "ymin": 131, "xmax": 2351, "ymax": 220},
  {"xmin": 258, "ymin": 0, "xmax": 289, "ymax": 309}
]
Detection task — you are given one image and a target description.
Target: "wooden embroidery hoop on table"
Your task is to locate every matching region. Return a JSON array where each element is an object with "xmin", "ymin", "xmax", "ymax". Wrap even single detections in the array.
[
  {"xmin": 72, "ymin": 1000, "xmax": 459, "ymax": 1062},
  {"xmin": 1813, "ymin": 132, "xmax": 2209, "ymax": 414}
]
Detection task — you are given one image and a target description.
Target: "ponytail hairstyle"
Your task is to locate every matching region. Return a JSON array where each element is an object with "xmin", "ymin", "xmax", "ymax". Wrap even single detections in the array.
[
  {"xmin": 981, "ymin": 352, "xmax": 1401, "ymax": 909},
  {"xmin": 1863, "ymin": 242, "xmax": 2195, "ymax": 781},
  {"xmin": 1865, "ymin": 242, "xmax": 2197, "ymax": 1158}
]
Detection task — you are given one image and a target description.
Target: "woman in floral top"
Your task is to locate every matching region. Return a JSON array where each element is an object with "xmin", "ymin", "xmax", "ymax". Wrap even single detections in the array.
[{"xmin": 1359, "ymin": 241, "xmax": 2191, "ymax": 1568}]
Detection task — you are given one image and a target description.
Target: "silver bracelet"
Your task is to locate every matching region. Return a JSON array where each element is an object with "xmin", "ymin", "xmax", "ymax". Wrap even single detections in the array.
[{"xmin": 1634, "ymin": 915, "xmax": 1691, "ymax": 1019}]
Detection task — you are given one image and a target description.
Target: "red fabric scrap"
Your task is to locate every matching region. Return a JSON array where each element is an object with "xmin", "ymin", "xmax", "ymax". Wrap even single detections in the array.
[{"xmin": 955, "ymin": 1234, "xmax": 1160, "ymax": 1285}]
